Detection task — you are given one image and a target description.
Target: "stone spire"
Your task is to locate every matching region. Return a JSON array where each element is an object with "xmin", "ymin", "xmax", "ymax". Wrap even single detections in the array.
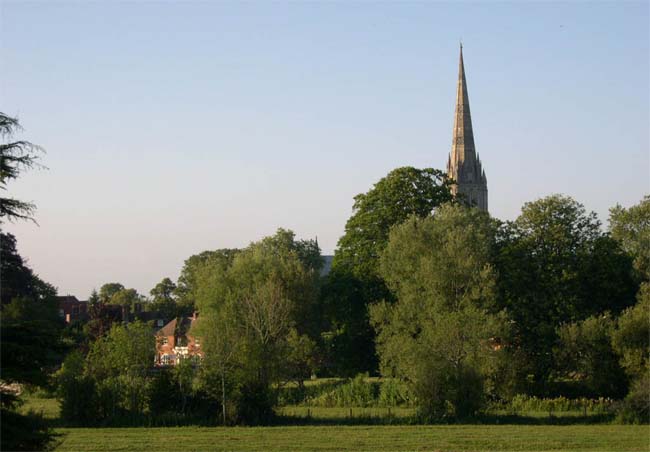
[{"xmin": 446, "ymin": 44, "xmax": 488, "ymax": 212}]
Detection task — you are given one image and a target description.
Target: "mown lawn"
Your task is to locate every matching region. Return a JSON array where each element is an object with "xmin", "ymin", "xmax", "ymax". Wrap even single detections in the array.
[{"xmin": 54, "ymin": 425, "xmax": 649, "ymax": 452}]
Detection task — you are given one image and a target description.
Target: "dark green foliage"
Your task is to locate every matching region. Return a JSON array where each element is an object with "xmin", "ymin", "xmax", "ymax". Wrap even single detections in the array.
[
  {"xmin": 0, "ymin": 408, "xmax": 58, "ymax": 451},
  {"xmin": 325, "ymin": 167, "xmax": 453, "ymax": 375},
  {"xmin": 333, "ymin": 167, "xmax": 453, "ymax": 281},
  {"xmin": 2, "ymin": 296, "xmax": 63, "ymax": 386},
  {"xmin": 1, "ymin": 233, "xmax": 62, "ymax": 450},
  {"xmin": 616, "ymin": 372, "xmax": 650, "ymax": 424},
  {"xmin": 320, "ymin": 271, "xmax": 377, "ymax": 376},
  {"xmin": 554, "ymin": 315, "xmax": 627, "ymax": 398},
  {"xmin": 147, "ymin": 367, "xmax": 218, "ymax": 422},
  {"xmin": 1, "ymin": 233, "xmax": 57, "ymax": 306},
  {"xmin": 235, "ymin": 382, "xmax": 276, "ymax": 425},
  {"xmin": 56, "ymin": 351, "xmax": 98, "ymax": 424},
  {"xmin": 494, "ymin": 195, "xmax": 638, "ymax": 392},
  {"xmin": 414, "ymin": 362, "xmax": 485, "ymax": 421},
  {"xmin": 149, "ymin": 277, "xmax": 178, "ymax": 320}
]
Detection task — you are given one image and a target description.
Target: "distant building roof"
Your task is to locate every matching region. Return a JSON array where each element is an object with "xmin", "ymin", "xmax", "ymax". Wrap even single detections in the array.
[{"xmin": 56, "ymin": 295, "xmax": 85, "ymax": 304}]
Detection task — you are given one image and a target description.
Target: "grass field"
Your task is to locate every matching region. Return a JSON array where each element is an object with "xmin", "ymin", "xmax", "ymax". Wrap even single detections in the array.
[
  {"xmin": 54, "ymin": 425, "xmax": 649, "ymax": 452},
  {"xmin": 17, "ymin": 396, "xmax": 649, "ymax": 451}
]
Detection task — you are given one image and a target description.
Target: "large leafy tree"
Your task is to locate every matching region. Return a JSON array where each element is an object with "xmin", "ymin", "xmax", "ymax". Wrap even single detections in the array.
[
  {"xmin": 98, "ymin": 283, "xmax": 125, "ymax": 303},
  {"xmin": 174, "ymin": 249, "xmax": 239, "ymax": 316},
  {"xmin": 333, "ymin": 167, "xmax": 453, "ymax": 282},
  {"xmin": 495, "ymin": 194, "xmax": 638, "ymax": 392},
  {"xmin": 149, "ymin": 277, "xmax": 178, "ymax": 320},
  {"xmin": 193, "ymin": 229, "xmax": 321, "ymax": 423},
  {"xmin": 325, "ymin": 167, "xmax": 453, "ymax": 374},
  {"xmin": 371, "ymin": 205, "xmax": 503, "ymax": 419}
]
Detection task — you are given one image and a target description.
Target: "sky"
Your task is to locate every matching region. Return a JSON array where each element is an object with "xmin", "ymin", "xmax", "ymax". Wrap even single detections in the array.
[{"xmin": 1, "ymin": 1, "xmax": 648, "ymax": 298}]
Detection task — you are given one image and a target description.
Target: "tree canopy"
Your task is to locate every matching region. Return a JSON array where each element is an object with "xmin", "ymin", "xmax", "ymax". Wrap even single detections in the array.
[
  {"xmin": 333, "ymin": 166, "xmax": 453, "ymax": 281},
  {"xmin": 193, "ymin": 229, "xmax": 321, "ymax": 423},
  {"xmin": 494, "ymin": 194, "xmax": 638, "ymax": 391},
  {"xmin": 324, "ymin": 167, "xmax": 453, "ymax": 375},
  {"xmin": 371, "ymin": 204, "xmax": 504, "ymax": 419}
]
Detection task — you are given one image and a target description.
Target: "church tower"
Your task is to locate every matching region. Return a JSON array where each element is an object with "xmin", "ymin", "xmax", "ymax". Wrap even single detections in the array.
[{"xmin": 446, "ymin": 45, "xmax": 488, "ymax": 211}]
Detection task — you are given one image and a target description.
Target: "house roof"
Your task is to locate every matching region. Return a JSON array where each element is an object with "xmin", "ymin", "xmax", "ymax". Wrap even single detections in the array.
[
  {"xmin": 156, "ymin": 316, "xmax": 198, "ymax": 337},
  {"xmin": 56, "ymin": 295, "xmax": 85, "ymax": 305}
]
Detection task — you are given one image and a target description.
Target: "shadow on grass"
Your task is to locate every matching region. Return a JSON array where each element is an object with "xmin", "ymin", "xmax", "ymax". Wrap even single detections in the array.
[{"xmin": 270, "ymin": 412, "xmax": 616, "ymax": 426}]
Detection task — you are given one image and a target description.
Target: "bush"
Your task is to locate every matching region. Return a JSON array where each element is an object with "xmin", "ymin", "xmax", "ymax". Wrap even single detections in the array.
[
  {"xmin": 506, "ymin": 394, "xmax": 615, "ymax": 414},
  {"xmin": 277, "ymin": 379, "xmax": 345, "ymax": 406},
  {"xmin": 310, "ymin": 374, "xmax": 378, "ymax": 407},
  {"xmin": 379, "ymin": 379, "xmax": 413, "ymax": 407},
  {"xmin": 234, "ymin": 382, "xmax": 275, "ymax": 425},
  {"xmin": 414, "ymin": 363, "xmax": 485, "ymax": 421},
  {"xmin": 617, "ymin": 373, "xmax": 650, "ymax": 424},
  {"xmin": 56, "ymin": 351, "xmax": 99, "ymax": 425}
]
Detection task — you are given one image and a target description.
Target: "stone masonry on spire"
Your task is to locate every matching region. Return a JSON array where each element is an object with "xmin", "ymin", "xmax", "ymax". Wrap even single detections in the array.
[{"xmin": 446, "ymin": 45, "xmax": 488, "ymax": 212}]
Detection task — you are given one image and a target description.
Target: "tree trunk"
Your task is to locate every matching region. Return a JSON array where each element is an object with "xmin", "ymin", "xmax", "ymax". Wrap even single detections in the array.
[{"xmin": 221, "ymin": 369, "xmax": 226, "ymax": 425}]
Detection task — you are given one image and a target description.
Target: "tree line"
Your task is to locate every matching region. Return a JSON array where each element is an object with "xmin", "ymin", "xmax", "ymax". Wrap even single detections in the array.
[{"xmin": 1, "ymin": 113, "xmax": 648, "ymax": 451}]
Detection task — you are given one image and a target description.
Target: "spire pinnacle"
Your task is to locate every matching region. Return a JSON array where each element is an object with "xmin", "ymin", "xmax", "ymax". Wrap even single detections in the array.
[{"xmin": 446, "ymin": 45, "xmax": 488, "ymax": 212}]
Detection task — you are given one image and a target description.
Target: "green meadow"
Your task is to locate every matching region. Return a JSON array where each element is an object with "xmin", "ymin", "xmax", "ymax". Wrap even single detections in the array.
[
  {"xmin": 53, "ymin": 425, "xmax": 648, "ymax": 452},
  {"xmin": 19, "ymin": 397, "xmax": 650, "ymax": 452}
]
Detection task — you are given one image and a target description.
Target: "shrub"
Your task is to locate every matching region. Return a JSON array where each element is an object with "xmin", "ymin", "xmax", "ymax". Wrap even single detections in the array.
[
  {"xmin": 378, "ymin": 379, "xmax": 413, "ymax": 407},
  {"xmin": 414, "ymin": 363, "xmax": 485, "ymax": 421},
  {"xmin": 506, "ymin": 394, "xmax": 615, "ymax": 414},
  {"xmin": 617, "ymin": 373, "xmax": 650, "ymax": 424},
  {"xmin": 310, "ymin": 374, "xmax": 379, "ymax": 407}
]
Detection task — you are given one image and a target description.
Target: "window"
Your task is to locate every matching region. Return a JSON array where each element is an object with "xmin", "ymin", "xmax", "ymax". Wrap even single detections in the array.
[
  {"xmin": 157, "ymin": 319, "xmax": 164, "ymax": 327},
  {"xmin": 194, "ymin": 338, "xmax": 201, "ymax": 346},
  {"xmin": 161, "ymin": 337, "xmax": 168, "ymax": 345}
]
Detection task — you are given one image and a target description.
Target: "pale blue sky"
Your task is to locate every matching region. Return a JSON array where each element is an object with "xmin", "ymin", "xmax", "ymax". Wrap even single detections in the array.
[{"xmin": 2, "ymin": 1, "xmax": 648, "ymax": 298}]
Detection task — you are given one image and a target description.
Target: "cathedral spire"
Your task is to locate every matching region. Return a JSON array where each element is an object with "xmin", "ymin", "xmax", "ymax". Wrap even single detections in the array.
[
  {"xmin": 446, "ymin": 45, "xmax": 488, "ymax": 212},
  {"xmin": 450, "ymin": 43, "xmax": 475, "ymax": 166}
]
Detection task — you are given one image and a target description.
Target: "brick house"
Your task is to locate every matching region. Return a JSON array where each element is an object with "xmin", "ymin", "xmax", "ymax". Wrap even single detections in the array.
[
  {"xmin": 155, "ymin": 313, "xmax": 203, "ymax": 366},
  {"xmin": 56, "ymin": 295, "xmax": 89, "ymax": 323}
]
